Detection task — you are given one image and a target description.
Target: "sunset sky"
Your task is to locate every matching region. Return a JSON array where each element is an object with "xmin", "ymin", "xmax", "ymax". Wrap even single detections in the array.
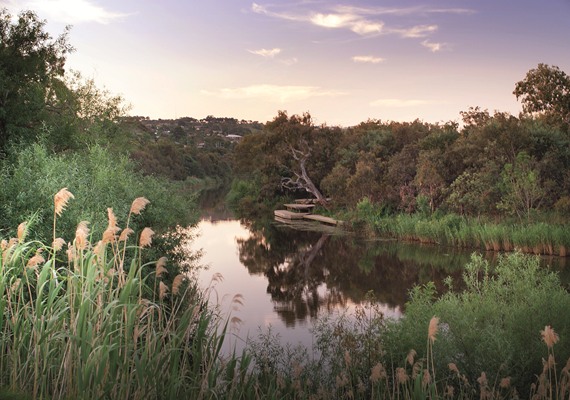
[{"xmin": 5, "ymin": 0, "xmax": 570, "ymax": 126}]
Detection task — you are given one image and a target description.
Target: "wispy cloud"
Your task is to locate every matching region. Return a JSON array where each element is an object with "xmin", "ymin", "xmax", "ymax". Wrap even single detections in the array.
[
  {"xmin": 14, "ymin": 0, "xmax": 128, "ymax": 24},
  {"xmin": 251, "ymin": 3, "xmax": 473, "ymax": 40},
  {"xmin": 248, "ymin": 48, "xmax": 282, "ymax": 58},
  {"xmin": 421, "ymin": 40, "xmax": 446, "ymax": 52},
  {"xmin": 247, "ymin": 48, "xmax": 297, "ymax": 65},
  {"xmin": 202, "ymin": 84, "xmax": 344, "ymax": 103},
  {"xmin": 370, "ymin": 98, "xmax": 438, "ymax": 107},
  {"xmin": 395, "ymin": 24, "xmax": 438, "ymax": 38},
  {"xmin": 352, "ymin": 55, "xmax": 384, "ymax": 64}
]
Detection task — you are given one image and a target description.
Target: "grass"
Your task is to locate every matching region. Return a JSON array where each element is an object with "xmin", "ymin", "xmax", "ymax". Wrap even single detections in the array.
[
  {"xmin": 350, "ymin": 202, "xmax": 570, "ymax": 257},
  {"xmin": 0, "ymin": 189, "xmax": 255, "ymax": 399}
]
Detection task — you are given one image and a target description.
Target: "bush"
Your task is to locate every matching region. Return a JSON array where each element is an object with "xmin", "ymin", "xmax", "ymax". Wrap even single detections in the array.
[
  {"xmin": 384, "ymin": 251, "xmax": 570, "ymax": 396},
  {"xmin": 0, "ymin": 143, "xmax": 196, "ymax": 242}
]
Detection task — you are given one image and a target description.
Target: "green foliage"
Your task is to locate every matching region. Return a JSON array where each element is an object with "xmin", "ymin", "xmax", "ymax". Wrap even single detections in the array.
[
  {"xmin": 385, "ymin": 252, "xmax": 570, "ymax": 395},
  {"xmin": 514, "ymin": 63, "xmax": 570, "ymax": 126},
  {"xmin": 0, "ymin": 9, "xmax": 72, "ymax": 148},
  {"xmin": 497, "ymin": 151, "xmax": 545, "ymax": 220},
  {"xmin": 0, "ymin": 142, "xmax": 196, "ymax": 242}
]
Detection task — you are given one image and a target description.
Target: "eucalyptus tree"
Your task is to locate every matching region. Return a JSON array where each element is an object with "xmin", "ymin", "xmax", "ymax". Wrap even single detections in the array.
[
  {"xmin": 0, "ymin": 8, "xmax": 73, "ymax": 151},
  {"xmin": 514, "ymin": 63, "xmax": 570, "ymax": 127}
]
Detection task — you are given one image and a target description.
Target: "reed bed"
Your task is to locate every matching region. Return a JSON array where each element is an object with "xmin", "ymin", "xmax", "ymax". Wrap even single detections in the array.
[
  {"xmin": 0, "ymin": 189, "xmax": 254, "ymax": 399},
  {"xmin": 354, "ymin": 209, "xmax": 570, "ymax": 257}
]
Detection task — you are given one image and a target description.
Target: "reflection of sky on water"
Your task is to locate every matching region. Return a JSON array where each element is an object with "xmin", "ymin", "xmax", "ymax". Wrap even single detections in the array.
[{"xmin": 188, "ymin": 219, "xmax": 402, "ymax": 355}]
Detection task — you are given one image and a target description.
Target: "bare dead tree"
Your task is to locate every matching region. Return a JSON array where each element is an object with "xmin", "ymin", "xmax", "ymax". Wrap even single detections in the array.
[{"xmin": 280, "ymin": 143, "xmax": 328, "ymax": 205}]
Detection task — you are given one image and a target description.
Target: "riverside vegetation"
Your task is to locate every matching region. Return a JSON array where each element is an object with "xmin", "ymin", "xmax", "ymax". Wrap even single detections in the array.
[
  {"xmin": 2, "ymin": 196, "xmax": 570, "ymax": 399},
  {"xmin": 3, "ymin": 7, "xmax": 570, "ymax": 399}
]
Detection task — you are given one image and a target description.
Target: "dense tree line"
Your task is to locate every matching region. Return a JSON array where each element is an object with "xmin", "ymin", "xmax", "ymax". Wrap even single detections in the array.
[{"xmin": 231, "ymin": 64, "xmax": 570, "ymax": 222}]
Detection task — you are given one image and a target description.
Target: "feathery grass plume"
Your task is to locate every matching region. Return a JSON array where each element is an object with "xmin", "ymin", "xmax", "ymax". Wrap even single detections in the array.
[
  {"xmin": 156, "ymin": 264, "xmax": 168, "ymax": 278},
  {"xmin": 93, "ymin": 240, "xmax": 105, "ymax": 260},
  {"xmin": 396, "ymin": 367, "xmax": 409, "ymax": 384},
  {"xmin": 428, "ymin": 316, "xmax": 439, "ymax": 343},
  {"xmin": 102, "ymin": 227, "xmax": 117, "ymax": 243},
  {"xmin": 156, "ymin": 257, "xmax": 168, "ymax": 277},
  {"xmin": 107, "ymin": 208, "xmax": 118, "ymax": 230},
  {"xmin": 477, "ymin": 372, "xmax": 489, "ymax": 395},
  {"xmin": 172, "ymin": 274, "xmax": 185, "ymax": 295},
  {"xmin": 139, "ymin": 227, "xmax": 154, "ymax": 248},
  {"xmin": 130, "ymin": 197, "xmax": 150, "ymax": 215},
  {"xmin": 541, "ymin": 325, "xmax": 560, "ymax": 348},
  {"xmin": 119, "ymin": 227, "xmax": 134, "ymax": 242},
  {"xmin": 159, "ymin": 281, "xmax": 169, "ymax": 300},
  {"xmin": 448, "ymin": 363, "xmax": 460, "ymax": 376},
  {"xmin": 445, "ymin": 385, "xmax": 454, "ymax": 398},
  {"xmin": 27, "ymin": 252, "xmax": 45, "ymax": 268},
  {"xmin": 52, "ymin": 237, "xmax": 65, "ymax": 251},
  {"xmin": 75, "ymin": 221, "xmax": 90, "ymax": 250},
  {"xmin": 54, "ymin": 187, "xmax": 74, "ymax": 216},
  {"xmin": 370, "ymin": 363, "xmax": 386, "ymax": 383},
  {"xmin": 407, "ymin": 349, "xmax": 417, "ymax": 366},
  {"xmin": 499, "ymin": 377, "xmax": 511, "ymax": 389},
  {"xmin": 66, "ymin": 244, "xmax": 75, "ymax": 263},
  {"xmin": 17, "ymin": 222, "xmax": 26, "ymax": 242},
  {"xmin": 422, "ymin": 369, "xmax": 431, "ymax": 387}
]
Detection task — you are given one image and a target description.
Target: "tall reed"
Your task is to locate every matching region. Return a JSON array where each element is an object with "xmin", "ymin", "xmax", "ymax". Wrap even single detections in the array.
[{"xmin": 0, "ymin": 189, "xmax": 250, "ymax": 399}]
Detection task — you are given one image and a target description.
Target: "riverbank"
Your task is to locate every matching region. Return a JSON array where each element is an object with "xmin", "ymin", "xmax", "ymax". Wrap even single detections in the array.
[{"xmin": 341, "ymin": 198, "xmax": 570, "ymax": 257}]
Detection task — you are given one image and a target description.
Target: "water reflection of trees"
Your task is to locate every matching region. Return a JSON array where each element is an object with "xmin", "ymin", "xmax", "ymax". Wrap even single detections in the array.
[{"xmin": 236, "ymin": 219, "xmax": 468, "ymax": 327}]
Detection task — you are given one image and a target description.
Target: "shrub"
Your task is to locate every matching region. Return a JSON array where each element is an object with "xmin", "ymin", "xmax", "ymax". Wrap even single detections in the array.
[{"xmin": 0, "ymin": 143, "xmax": 196, "ymax": 242}]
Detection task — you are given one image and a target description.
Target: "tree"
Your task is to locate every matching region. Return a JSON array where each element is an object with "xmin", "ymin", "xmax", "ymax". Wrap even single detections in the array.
[
  {"xmin": 514, "ymin": 64, "xmax": 570, "ymax": 125},
  {"xmin": 497, "ymin": 151, "xmax": 544, "ymax": 220},
  {"xmin": 0, "ymin": 9, "xmax": 73, "ymax": 151},
  {"xmin": 266, "ymin": 111, "xmax": 328, "ymax": 204}
]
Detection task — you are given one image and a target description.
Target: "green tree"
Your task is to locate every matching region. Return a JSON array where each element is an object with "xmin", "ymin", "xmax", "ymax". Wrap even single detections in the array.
[
  {"xmin": 514, "ymin": 63, "xmax": 570, "ymax": 126},
  {"xmin": 0, "ymin": 9, "xmax": 73, "ymax": 151},
  {"xmin": 497, "ymin": 151, "xmax": 544, "ymax": 220}
]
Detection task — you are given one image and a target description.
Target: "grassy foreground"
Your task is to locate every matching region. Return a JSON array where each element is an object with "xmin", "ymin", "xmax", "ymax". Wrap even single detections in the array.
[
  {"xmin": 0, "ymin": 189, "xmax": 253, "ymax": 399},
  {"xmin": 1, "ymin": 189, "xmax": 570, "ymax": 399}
]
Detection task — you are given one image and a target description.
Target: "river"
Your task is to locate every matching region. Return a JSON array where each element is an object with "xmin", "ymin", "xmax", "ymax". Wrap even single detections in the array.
[
  {"xmin": 186, "ymin": 214, "xmax": 474, "ymax": 355},
  {"xmin": 184, "ymin": 190, "xmax": 569, "ymax": 355}
]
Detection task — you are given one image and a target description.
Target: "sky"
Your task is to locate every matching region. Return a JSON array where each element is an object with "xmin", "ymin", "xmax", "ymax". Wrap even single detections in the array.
[{"xmin": 4, "ymin": 0, "xmax": 570, "ymax": 127}]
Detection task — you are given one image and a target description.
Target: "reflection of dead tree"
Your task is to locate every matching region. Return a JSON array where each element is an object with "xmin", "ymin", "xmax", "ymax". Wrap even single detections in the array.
[
  {"xmin": 298, "ymin": 234, "xmax": 329, "ymax": 280},
  {"xmin": 268, "ymin": 234, "xmax": 330, "ymax": 326},
  {"xmin": 281, "ymin": 143, "xmax": 328, "ymax": 206}
]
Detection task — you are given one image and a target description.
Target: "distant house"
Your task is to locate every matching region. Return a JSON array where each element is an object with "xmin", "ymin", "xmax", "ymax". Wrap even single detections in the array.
[
  {"xmin": 197, "ymin": 142, "xmax": 205, "ymax": 149},
  {"xmin": 226, "ymin": 134, "xmax": 243, "ymax": 141}
]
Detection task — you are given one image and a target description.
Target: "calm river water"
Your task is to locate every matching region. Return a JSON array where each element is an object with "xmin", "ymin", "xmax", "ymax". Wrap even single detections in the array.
[
  {"xmin": 185, "ymin": 191, "xmax": 569, "ymax": 355},
  {"xmin": 187, "ymin": 213, "xmax": 476, "ymax": 355}
]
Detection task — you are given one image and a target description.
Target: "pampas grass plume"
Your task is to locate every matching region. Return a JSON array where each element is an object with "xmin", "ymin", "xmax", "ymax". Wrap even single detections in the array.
[
  {"xmin": 407, "ymin": 349, "xmax": 417, "ymax": 366},
  {"xmin": 54, "ymin": 188, "xmax": 74, "ymax": 216},
  {"xmin": 17, "ymin": 222, "xmax": 26, "ymax": 242},
  {"xmin": 172, "ymin": 274, "xmax": 185, "ymax": 295},
  {"xmin": 130, "ymin": 197, "xmax": 150, "ymax": 215},
  {"xmin": 156, "ymin": 257, "xmax": 168, "ymax": 277},
  {"xmin": 107, "ymin": 208, "xmax": 118, "ymax": 230},
  {"xmin": 541, "ymin": 325, "xmax": 559, "ymax": 348},
  {"xmin": 119, "ymin": 228, "xmax": 134, "ymax": 242},
  {"xmin": 75, "ymin": 221, "xmax": 90, "ymax": 250},
  {"xmin": 159, "ymin": 281, "xmax": 169, "ymax": 300},
  {"xmin": 139, "ymin": 228, "xmax": 154, "ymax": 247},
  {"xmin": 52, "ymin": 237, "xmax": 65, "ymax": 251},
  {"xmin": 370, "ymin": 363, "xmax": 386, "ymax": 383},
  {"xmin": 27, "ymin": 252, "xmax": 45, "ymax": 268},
  {"xmin": 428, "ymin": 316, "xmax": 439, "ymax": 343}
]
